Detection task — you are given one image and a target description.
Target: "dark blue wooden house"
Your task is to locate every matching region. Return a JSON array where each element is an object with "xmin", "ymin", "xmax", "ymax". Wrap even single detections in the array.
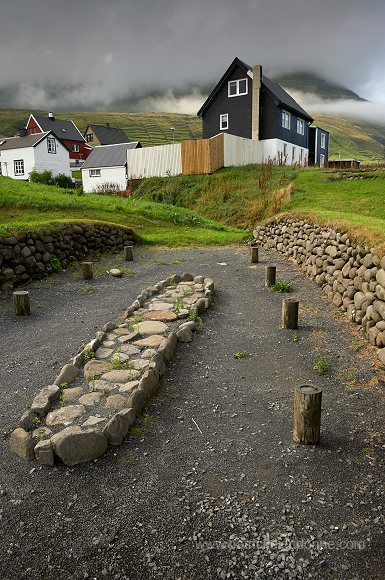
[{"xmin": 197, "ymin": 57, "xmax": 329, "ymax": 166}]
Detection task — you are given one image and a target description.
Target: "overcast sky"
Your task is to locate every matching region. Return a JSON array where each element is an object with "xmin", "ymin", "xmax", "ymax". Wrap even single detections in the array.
[{"xmin": 1, "ymin": 0, "xmax": 385, "ymax": 114}]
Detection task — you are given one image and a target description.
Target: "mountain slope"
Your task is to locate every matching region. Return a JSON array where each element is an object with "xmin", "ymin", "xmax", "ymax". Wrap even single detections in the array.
[{"xmin": 273, "ymin": 72, "xmax": 365, "ymax": 101}]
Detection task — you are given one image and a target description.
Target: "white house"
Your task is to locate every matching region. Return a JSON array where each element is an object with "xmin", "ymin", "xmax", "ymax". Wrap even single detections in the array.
[
  {"xmin": 81, "ymin": 142, "xmax": 141, "ymax": 193},
  {"xmin": 0, "ymin": 131, "xmax": 70, "ymax": 179}
]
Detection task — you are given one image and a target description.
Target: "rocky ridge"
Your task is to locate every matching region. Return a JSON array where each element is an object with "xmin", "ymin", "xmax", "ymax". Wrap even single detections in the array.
[{"xmin": 9, "ymin": 272, "xmax": 214, "ymax": 466}]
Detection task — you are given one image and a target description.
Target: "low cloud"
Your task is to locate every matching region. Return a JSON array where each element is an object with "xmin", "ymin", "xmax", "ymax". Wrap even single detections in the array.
[
  {"xmin": 284, "ymin": 89, "xmax": 385, "ymax": 127},
  {"xmin": 136, "ymin": 89, "xmax": 207, "ymax": 114}
]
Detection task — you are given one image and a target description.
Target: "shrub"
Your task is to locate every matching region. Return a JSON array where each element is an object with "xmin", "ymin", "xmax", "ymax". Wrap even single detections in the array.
[
  {"xmin": 54, "ymin": 173, "xmax": 74, "ymax": 189},
  {"xmin": 29, "ymin": 169, "xmax": 54, "ymax": 185}
]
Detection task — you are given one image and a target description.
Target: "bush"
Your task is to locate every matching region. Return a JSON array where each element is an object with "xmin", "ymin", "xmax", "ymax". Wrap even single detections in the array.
[
  {"xmin": 54, "ymin": 173, "xmax": 74, "ymax": 189},
  {"xmin": 29, "ymin": 169, "xmax": 54, "ymax": 185},
  {"xmin": 29, "ymin": 170, "xmax": 74, "ymax": 189}
]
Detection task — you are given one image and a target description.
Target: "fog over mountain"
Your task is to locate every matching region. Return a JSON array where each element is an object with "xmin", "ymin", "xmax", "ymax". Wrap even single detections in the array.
[{"xmin": 1, "ymin": 0, "xmax": 384, "ymax": 123}]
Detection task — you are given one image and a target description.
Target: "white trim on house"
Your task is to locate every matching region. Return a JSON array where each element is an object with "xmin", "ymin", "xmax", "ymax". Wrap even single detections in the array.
[
  {"xmin": 220, "ymin": 114, "xmax": 229, "ymax": 131},
  {"xmin": 282, "ymin": 110, "xmax": 291, "ymax": 130},
  {"xmin": 228, "ymin": 78, "xmax": 248, "ymax": 97}
]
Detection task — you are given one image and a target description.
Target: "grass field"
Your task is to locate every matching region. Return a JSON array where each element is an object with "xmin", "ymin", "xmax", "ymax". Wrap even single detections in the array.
[{"xmin": 0, "ymin": 176, "xmax": 246, "ymax": 246}]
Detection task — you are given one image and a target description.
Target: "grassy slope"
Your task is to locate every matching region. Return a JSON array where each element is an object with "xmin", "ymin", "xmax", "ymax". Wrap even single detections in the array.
[
  {"xmin": 0, "ymin": 109, "xmax": 202, "ymax": 147},
  {"xmin": 0, "ymin": 176, "xmax": 245, "ymax": 246},
  {"xmin": 284, "ymin": 168, "xmax": 385, "ymax": 252},
  {"xmin": 133, "ymin": 165, "xmax": 295, "ymax": 229}
]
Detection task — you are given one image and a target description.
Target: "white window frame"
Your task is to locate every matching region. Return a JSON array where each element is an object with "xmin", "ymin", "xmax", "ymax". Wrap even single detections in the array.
[
  {"xmin": 219, "ymin": 114, "xmax": 229, "ymax": 131},
  {"xmin": 297, "ymin": 119, "xmax": 304, "ymax": 135},
  {"xmin": 282, "ymin": 110, "xmax": 291, "ymax": 130},
  {"xmin": 283, "ymin": 143, "xmax": 288, "ymax": 158},
  {"xmin": 300, "ymin": 149, "xmax": 304, "ymax": 163},
  {"xmin": 14, "ymin": 159, "xmax": 24, "ymax": 175},
  {"xmin": 292, "ymin": 146, "xmax": 296, "ymax": 162},
  {"xmin": 228, "ymin": 78, "xmax": 248, "ymax": 97},
  {"xmin": 89, "ymin": 169, "xmax": 101, "ymax": 177},
  {"xmin": 72, "ymin": 143, "xmax": 80, "ymax": 152},
  {"xmin": 47, "ymin": 137, "xmax": 57, "ymax": 154},
  {"xmin": 320, "ymin": 154, "xmax": 325, "ymax": 168},
  {"xmin": 320, "ymin": 133, "xmax": 326, "ymax": 149}
]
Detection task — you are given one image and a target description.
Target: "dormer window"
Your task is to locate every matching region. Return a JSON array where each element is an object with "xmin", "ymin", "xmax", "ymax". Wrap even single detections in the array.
[
  {"xmin": 86, "ymin": 133, "xmax": 94, "ymax": 142},
  {"xmin": 228, "ymin": 78, "xmax": 248, "ymax": 97}
]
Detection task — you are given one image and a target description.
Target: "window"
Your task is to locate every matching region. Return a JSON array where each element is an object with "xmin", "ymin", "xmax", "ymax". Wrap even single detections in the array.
[
  {"xmin": 47, "ymin": 137, "xmax": 56, "ymax": 154},
  {"xmin": 320, "ymin": 133, "xmax": 326, "ymax": 149},
  {"xmin": 292, "ymin": 146, "xmax": 296, "ymax": 162},
  {"xmin": 282, "ymin": 110, "xmax": 291, "ymax": 130},
  {"xmin": 283, "ymin": 143, "xmax": 288, "ymax": 158},
  {"xmin": 300, "ymin": 149, "xmax": 304, "ymax": 163},
  {"xmin": 228, "ymin": 78, "xmax": 248, "ymax": 97},
  {"xmin": 14, "ymin": 159, "xmax": 24, "ymax": 175},
  {"xmin": 320, "ymin": 154, "xmax": 325, "ymax": 168},
  {"xmin": 29, "ymin": 127, "xmax": 37, "ymax": 135},
  {"xmin": 86, "ymin": 133, "xmax": 94, "ymax": 142},
  {"xmin": 219, "ymin": 114, "xmax": 229, "ymax": 131},
  {"xmin": 89, "ymin": 169, "xmax": 101, "ymax": 177},
  {"xmin": 72, "ymin": 143, "xmax": 80, "ymax": 152},
  {"xmin": 297, "ymin": 119, "xmax": 304, "ymax": 135}
]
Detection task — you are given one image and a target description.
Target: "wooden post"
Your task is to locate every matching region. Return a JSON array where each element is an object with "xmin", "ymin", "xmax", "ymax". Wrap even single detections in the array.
[
  {"xmin": 282, "ymin": 299, "xmax": 299, "ymax": 329},
  {"xmin": 13, "ymin": 291, "xmax": 31, "ymax": 316},
  {"xmin": 293, "ymin": 385, "xmax": 322, "ymax": 445},
  {"xmin": 81, "ymin": 262, "xmax": 93, "ymax": 280},
  {"xmin": 265, "ymin": 265, "xmax": 276, "ymax": 287},
  {"xmin": 124, "ymin": 245, "xmax": 133, "ymax": 261},
  {"xmin": 250, "ymin": 245, "xmax": 259, "ymax": 263}
]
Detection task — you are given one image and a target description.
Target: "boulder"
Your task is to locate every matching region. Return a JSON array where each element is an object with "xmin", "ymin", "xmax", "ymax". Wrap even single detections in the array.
[
  {"xmin": 31, "ymin": 385, "xmax": 60, "ymax": 417},
  {"xmin": 51, "ymin": 427, "xmax": 108, "ymax": 466},
  {"xmin": 10, "ymin": 428, "xmax": 35, "ymax": 461},
  {"xmin": 102, "ymin": 408, "xmax": 136, "ymax": 446}
]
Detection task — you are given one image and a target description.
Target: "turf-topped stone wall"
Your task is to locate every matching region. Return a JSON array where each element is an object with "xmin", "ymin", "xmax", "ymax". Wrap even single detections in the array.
[
  {"xmin": 10, "ymin": 273, "xmax": 214, "ymax": 466},
  {"xmin": 253, "ymin": 218, "xmax": 385, "ymax": 366},
  {"xmin": 0, "ymin": 223, "xmax": 134, "ymax": 292}
]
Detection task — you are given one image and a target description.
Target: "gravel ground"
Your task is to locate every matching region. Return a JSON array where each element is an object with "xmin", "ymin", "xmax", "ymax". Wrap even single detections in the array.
[{"xmin": 0, "ymin": 245, "xmax": 384, "ymax": 580}]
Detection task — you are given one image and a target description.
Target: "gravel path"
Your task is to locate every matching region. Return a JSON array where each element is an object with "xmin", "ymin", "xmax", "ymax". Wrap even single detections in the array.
[{"xmin": 0, "ymin": 245, "xmax": 384, "ymax": 580}]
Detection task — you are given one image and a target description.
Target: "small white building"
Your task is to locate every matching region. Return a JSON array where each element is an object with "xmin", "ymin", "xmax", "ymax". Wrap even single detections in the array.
[
  {"xmin": 81, "ymin": 142, "xmax": 141, "ymax": 193},
  {"xmin": 0, "ymin": 131, "xmax": 70, "ymax": 179}
]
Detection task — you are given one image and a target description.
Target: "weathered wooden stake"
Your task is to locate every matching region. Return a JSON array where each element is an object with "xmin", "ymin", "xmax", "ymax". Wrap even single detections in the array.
[
  {"xmin": 123, "ymin": 245, "xmax": 133, "ymax": 261},
  {"xmin": 293, "ymin": 385, "xmax": 322, "ymax": 445},
  {"xmin": 13, "ymin": 291, "xmax": 31, "ymax": 316},
  {"xmin": 81, "ymin": 261, "xmax": 93, "ymax": 280},
  {"xmin": 265, "ymin": 265, "xmax": 276, "ymax": 287},
  {"xmin": 250, "ymin": 245, "xmax": 259, "ymax": 263},
  {"xmin": 282, "ymin": 299, "xmax": 299, "ymax": 329}
]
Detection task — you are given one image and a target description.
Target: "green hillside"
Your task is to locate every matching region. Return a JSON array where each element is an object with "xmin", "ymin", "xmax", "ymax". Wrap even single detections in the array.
[
  {"xmin": 0, "ymin": 110, "xmax": 202, "ymax": 147},
  {"xmin": 274, "ymin": 72, "xmax": 364, "ymax": 101}
]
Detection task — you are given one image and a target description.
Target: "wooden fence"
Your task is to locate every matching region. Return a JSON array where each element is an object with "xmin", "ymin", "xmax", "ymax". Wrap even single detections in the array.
[{"xmin": 181, "ymin": 134, "xmax": 224, "ymax": 175}]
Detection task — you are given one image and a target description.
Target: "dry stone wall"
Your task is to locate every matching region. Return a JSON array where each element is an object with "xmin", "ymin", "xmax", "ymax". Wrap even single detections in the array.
[
  {"xmin": 253, "ymin": 218, "xmax": 385, "ymax": 366},
  {"xmin": 10, "ymin": 273, "xmax": 214, "ymax": 466},
  {"xmin": 0, "ymin": 223, "xmax": 134, "ymax": 292}
]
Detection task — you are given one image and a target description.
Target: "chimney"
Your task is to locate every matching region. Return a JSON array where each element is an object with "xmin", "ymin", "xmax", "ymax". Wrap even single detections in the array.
[
  {"xmin": 48, "ymin": 112, "xmax": 55, "ymax": 121},
  {"xmin": 252, "ymin": 65, "xmax": 262, "ymax": 141},
  {"xmin": 19, "ymin": 128, "xmax": 28, "ymax": 137}
]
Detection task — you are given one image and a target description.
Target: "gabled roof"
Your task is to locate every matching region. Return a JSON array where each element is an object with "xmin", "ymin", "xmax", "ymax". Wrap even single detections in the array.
[
  {"xmin": 197, "ymin": 57, "xmax": 313, "ymax": 122},
  {"xmin": 81, "ymin": 142, "xmax": 141, "ymax": 169},
  {"xmin": 0, "ymin": 131, "xmax": 53, "ymax": 151},
  {"xmin": 85, "ymin": 125, "xmax": 130, "ymax": 145},
  {"xmin": 29, "ymin": 114, "xmax": 85, "ymax": 142}
]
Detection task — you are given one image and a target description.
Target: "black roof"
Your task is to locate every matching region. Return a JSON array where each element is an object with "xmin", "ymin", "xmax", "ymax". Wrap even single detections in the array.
[
  {"xmin": 197, "ymin": 57, "xmax": 313, "ymax": 122},
  {"xmin": 85, "ymin": 125, "xmax": 130, "ymax": 145},
  {"xmin": 31, "ymin": 114, "xmax": 85, "ymax": 142}
]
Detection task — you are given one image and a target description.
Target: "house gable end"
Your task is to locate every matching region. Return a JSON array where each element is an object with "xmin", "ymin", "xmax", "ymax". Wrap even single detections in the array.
[{"xmin": 197, "ymin": 57, "xmax": 251, "ymax": 117}]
